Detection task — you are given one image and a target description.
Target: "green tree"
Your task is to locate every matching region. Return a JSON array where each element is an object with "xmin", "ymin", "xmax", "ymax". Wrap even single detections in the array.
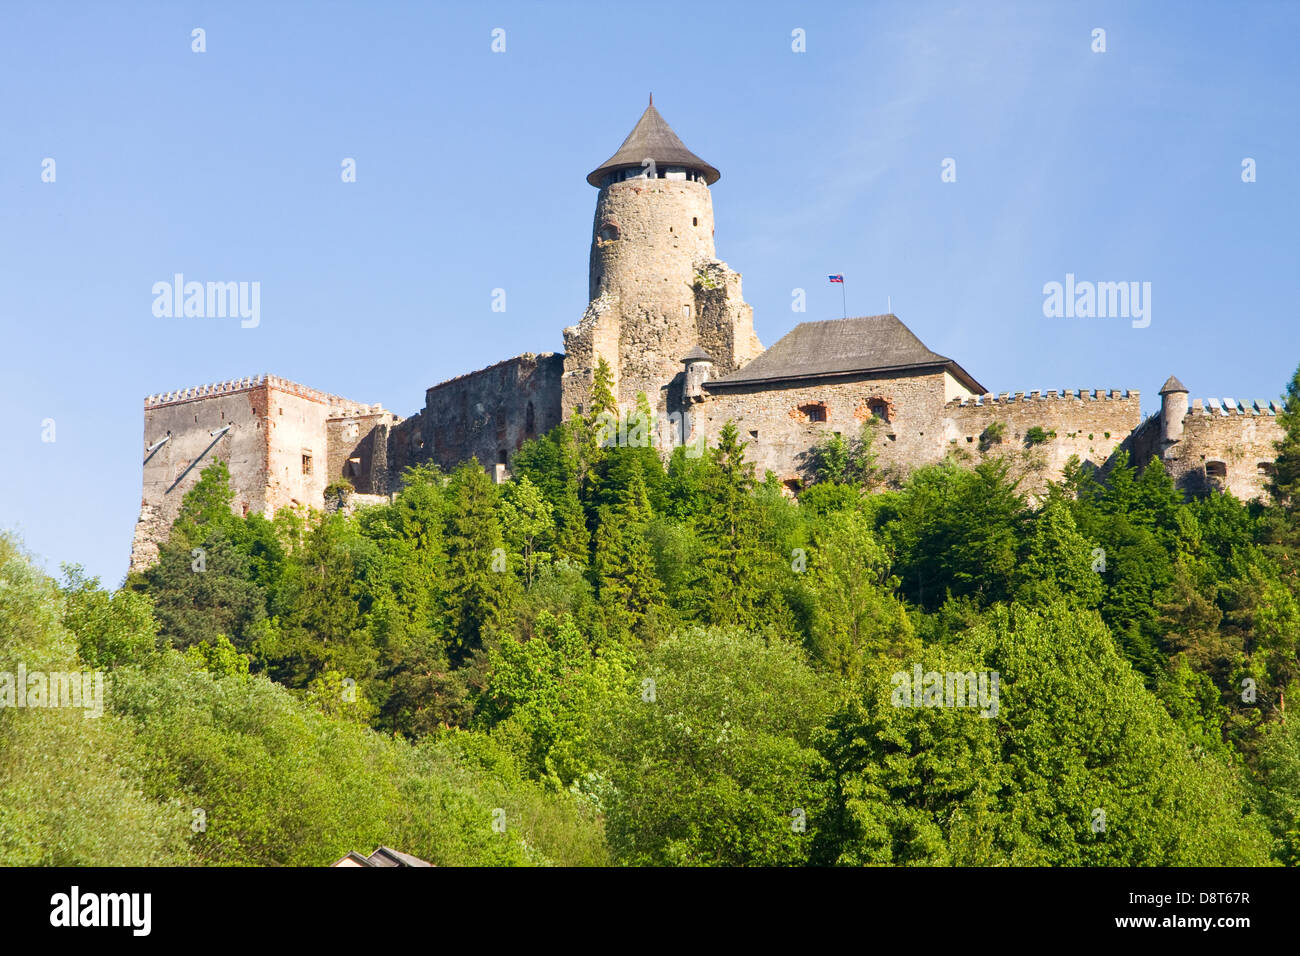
[
  {"xmin": 801, "ymin": 508, "xmax": 916, "ymax": 681},
  {"xmin": 443, "ymin": 461, "xmax": 518, "ymax": 661},
  {"xmin": 1013, "ymin": 499, "xmax": 1104, "ymax": 609},
  {"xmin": 697, "ymin": 423, "xmax": 762, "ymax": 626},
  {"xmin": 500, "ymin": 474, "xmax": 556, "ymax": 587},
  {"xmin": 588, "ymin": 627, "xmax": 832, "ymax": 866},
  {"xmin": 813, "ymin": 602, "xmax": 1272, "ymax": 866},
  {"xmin": 589, "ymin": 356, "xmax": 618, "ymax": 418},
  {"xmin": 483, "ymin": 611, "xmax": 631, "ymax": 787},
  {"xmin": 591, "ymin": 461, "xmax": 664, "ymax": 635}
]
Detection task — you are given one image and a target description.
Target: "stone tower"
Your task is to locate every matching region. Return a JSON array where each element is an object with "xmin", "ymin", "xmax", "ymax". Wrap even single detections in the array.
[
  {"xmin": 1159, "ymin": 374, "xmax": 1189, "ymax": 451},
  {"xmin": 562, "ymin": 97, "xmax": 762, "ymax": 421}
]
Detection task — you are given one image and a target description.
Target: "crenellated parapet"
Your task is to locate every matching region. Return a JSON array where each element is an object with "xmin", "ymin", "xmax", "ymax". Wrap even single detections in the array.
[
  {"xmin": 145, "ymin": 375, "xmax": 265, "ymax": 408},
  {"xmin": 1187, "ymin": 397, "xmax": 1282, "ymax": 417},
  {"xmin": 945, "ymin": 388, "xmax": 1137, "ymax": 408},
  {"xmin": 145, "ymin": 373, "xmax": 368, "ymax": 413}
]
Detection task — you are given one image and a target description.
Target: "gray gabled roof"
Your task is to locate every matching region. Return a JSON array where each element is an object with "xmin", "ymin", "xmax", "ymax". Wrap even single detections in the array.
[
  {"xmin": 332, "ymin": 846, "xmax": 433, "ymax": 867},
  {"xmin": 587, "ymin": 100, "xmax": 720, "ymax": 186},
  {"xmin": 1159, "ymin": 375, "xmax": 1189, "ymax": 394},
  {"xmin": 708, "ymin": 314, "xmax": 985, "ymax": 393}
]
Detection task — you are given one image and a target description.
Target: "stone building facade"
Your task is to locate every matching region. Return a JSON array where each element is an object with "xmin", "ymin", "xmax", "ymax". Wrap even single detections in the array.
[
  {"xmin": 130, "ymin": 375, "xmax": 395, "ymax": 571},
  {"xmin": 128, "ymin": 101, "xmax": 1287, "ymax": 570}
]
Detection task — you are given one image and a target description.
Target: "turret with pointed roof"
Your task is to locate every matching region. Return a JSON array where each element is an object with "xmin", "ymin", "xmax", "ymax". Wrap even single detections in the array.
[
  {"xmin": 562, "ymin": 98, "xmax": 761, "ymax": 425},
  {"xmin": 587, "ymin": 96, "xmax": 721, "ymax": 187}
]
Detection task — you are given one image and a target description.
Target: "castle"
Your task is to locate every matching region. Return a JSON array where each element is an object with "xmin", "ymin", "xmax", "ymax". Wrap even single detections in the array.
[{"xmin": 129, "ymin": 100, "xmax": 1285, "ymax": 571}]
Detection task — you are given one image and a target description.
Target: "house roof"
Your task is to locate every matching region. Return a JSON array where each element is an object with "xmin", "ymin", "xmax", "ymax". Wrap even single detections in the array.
[
  {"xmin": 330, "ymin": 846, "xmax": 433, "ymax": 867},
  {"xmin": 587, "ymin": 100, "xmax": 720, "ymax": 186},
  {"xmin": 707, "ymin": 314, "xmax": 985, "ymax": 393}
]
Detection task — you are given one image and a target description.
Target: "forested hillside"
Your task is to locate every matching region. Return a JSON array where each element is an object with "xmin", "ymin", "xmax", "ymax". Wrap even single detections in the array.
[{"xmin": 3, "ymin": 364, "xmax": 1299, "ymax": 866}]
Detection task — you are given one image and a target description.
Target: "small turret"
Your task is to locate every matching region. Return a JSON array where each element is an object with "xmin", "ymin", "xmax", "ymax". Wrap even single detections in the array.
[
  {"xmin": 682, "ymin": 346, "xmax": 714, "ymax": 402},
  {"xmin": 1159, "ymin": 375, "xmax": 1189, "ymax": 449}
]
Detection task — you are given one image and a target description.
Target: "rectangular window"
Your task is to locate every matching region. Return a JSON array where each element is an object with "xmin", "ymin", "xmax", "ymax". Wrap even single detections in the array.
[{"xmin": 302, "ymin": 454, "xmax": 313, "ymax": 475}]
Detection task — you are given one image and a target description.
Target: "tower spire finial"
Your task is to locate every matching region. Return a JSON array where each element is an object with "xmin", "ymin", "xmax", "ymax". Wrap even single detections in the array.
[{"xmin": 649, "ymin": 92, "xmax": 653, "ymax": 106}]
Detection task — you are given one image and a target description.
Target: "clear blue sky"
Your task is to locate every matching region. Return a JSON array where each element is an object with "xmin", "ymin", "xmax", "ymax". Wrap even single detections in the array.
[{"xmin": 2, "ymin": 1, "xmax": 1297, "ymax": 586}]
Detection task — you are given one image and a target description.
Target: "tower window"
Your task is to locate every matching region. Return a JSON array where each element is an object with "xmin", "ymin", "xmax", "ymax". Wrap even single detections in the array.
[
  {"xmin": 692, "ymin": 217, "xmax": 699, "ymax": 226},
  {"xmin": 302, "ymin": 454, "xmax": 313, "ymax": 475}
]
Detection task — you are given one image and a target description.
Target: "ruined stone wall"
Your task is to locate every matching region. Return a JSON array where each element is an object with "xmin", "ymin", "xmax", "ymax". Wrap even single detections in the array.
[
  {"xmin": 693, "ymin": 260, "xmax": 763, "ymax": 377},
  {"xmin": 944, "ymin": 389, "xmax": 1142, "ymax": 495},
  {"xmin": 326, "ymin": 406, "xmax": 398, "ymax": 495},
  {"xmin": 1160, "ymin": 398, "xmax": 1284, "ymax": 501},
  {"xmin": 403, "ymin": 353, "xmax": 564, "ymax": 475},
  {"xmin": 697, "ymin": 370, "xmax": 954, "ymax": 484}
]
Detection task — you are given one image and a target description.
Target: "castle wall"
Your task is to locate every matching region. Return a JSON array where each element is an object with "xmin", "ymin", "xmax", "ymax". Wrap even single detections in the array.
[
  {"xmin": 693, "ymin": 260, "xmax": 763, "ymax": 377},
  {"xmin": 1160, "ymin": 399, "xmax": 1283, "ymax": 501},
  {"xmin": 263, "ymin": 382, "xmax": 335, "ymax": 512},
  {"xmin": 691, "ymin": 378, "xmax": 1144, "ymax": 499},
  {"xmin": 132, "ymin": 382, "xmax": 269, "ymax": 571},
  {"xmin": 326, "ymin": 406, "xmax": 396, "ymax": 495},
  {"xmin": 697, "ymin": 370, "xmax": 955, "ymax": 483},
  {"xmin": 130, "ymin": 376, "xmax": 377, "ymax": 572},
  {"xmin": 394, "ymin": 353, "xmax": 563, "ymax": 477},
  {"xmin": 944, "ymin": 389, "xmax": 1142, "ymax": 494}
]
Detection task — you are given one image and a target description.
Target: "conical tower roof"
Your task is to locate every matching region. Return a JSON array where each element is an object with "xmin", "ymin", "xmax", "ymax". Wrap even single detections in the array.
[
  {"xmin": 1159, "ymin": 375, "xmax": 1189, "ymax": 394},
  {"xmin": 587, "ymin": 98, "xmax": 720, "ymax": 187}
]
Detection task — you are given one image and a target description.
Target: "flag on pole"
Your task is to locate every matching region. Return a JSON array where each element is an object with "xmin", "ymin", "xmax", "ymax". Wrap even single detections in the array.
[{"xmin": 828, "ymin": 274, "xmax": 844, "ymax": 283}]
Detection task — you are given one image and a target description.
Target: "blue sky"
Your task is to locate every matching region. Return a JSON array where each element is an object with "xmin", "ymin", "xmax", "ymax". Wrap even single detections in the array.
[{"xmin": 2, "ymin": 1, "xmax": 1297, "ymax": 586}]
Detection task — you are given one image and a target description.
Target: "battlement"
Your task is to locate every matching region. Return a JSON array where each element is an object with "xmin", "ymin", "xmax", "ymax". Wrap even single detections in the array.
[
  {"xmin": 145, "ymin": 373, "xmax": 371, "ymax": 414},
  {"xmin": 946, "ymin": 388, "xmax": 1137, "ymax": 409},
  {"xmin": 145, "ymin": 375, "xmax": 264, "ymax": 408},
  {"xmin": 326, "ymin": 404, "xmax": 391, "ymax": 421},
  {"xmin": 1188, "ymin": 397, "xmax": 1281, "ymax": 417}
]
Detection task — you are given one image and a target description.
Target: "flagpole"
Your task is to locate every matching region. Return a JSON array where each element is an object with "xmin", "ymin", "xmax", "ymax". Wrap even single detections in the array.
[{"xmin": 841, "ymin": 278, "xmax": 846, "ymax": 319}]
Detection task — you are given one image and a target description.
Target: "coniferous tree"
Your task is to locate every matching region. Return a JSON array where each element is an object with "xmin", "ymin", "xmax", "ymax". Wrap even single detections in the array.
[
  {"xmin": 698, "ymin": 422, "xmax": 761, "ymax": 626},
  {"xmin": 591, "ymin": 461, "xmax": 664, "ymax": 634},
  {"xmin": 589, "ymin": 356, "xmax": 618, "ymax": 418},
  {"xmin": 443, "ymin": 460, "xmax": 518, "ymax": 661}
]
